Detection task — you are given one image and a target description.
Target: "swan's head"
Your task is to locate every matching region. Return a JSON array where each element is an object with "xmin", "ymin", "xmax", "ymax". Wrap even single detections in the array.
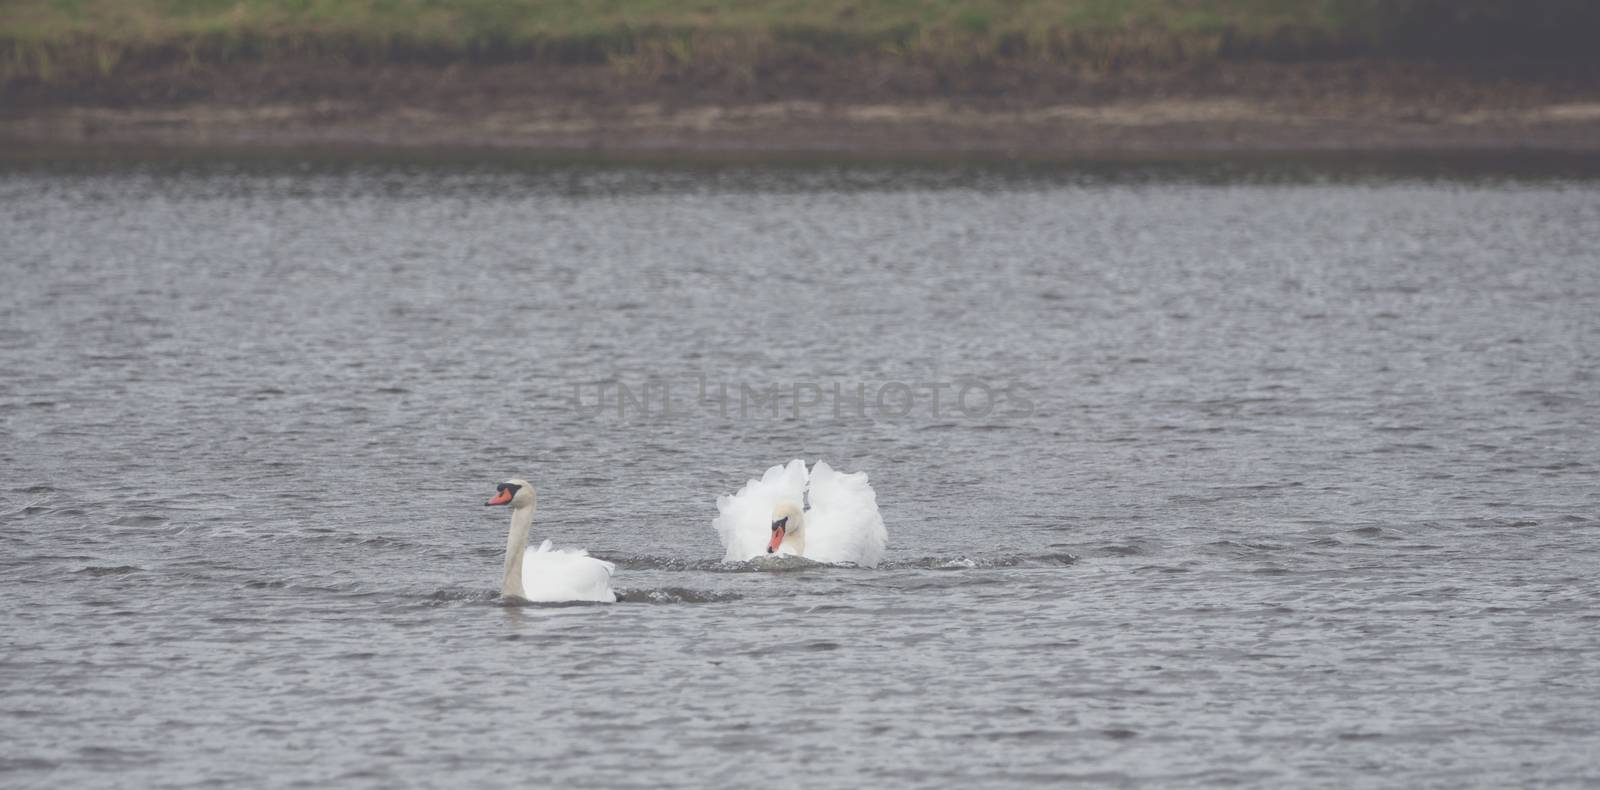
[
  {"xmin": 768, "ymin": 501, "xmax": 805, "ymax": 554},
  {"xmin": 485, "ymin": 478, "xmax": 535, "ymax": 509}
]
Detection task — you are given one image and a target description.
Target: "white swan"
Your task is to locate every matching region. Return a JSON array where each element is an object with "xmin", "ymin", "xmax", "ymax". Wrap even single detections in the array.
[
  {"xmin": 484, "ymin": 478, "xmax": 616, "ymax": 603},
  {"xmin": 713, "ymin": 460, "xmax": 887, "ymax": 567}
]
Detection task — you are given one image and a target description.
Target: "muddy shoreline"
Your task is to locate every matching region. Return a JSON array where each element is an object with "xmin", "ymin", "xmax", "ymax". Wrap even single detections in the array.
[{"xmin": 5, "ymin": 59, "xmax": 1600, "ymax": 158}]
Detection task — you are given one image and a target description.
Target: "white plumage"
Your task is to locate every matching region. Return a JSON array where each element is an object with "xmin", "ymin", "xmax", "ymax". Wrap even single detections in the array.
[
  {"xmin": 519, "ymin": 539, "xmax": 617, "ymax": 604},
  {"xmin": 713, "ymin": 460, "xmax": 887, "ymax": 567}
]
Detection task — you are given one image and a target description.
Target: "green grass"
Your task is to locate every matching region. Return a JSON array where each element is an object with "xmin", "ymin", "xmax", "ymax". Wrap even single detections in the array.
[{"xmin": 2, "ymin": 0, "xmax": 1596, "ymax": 81}]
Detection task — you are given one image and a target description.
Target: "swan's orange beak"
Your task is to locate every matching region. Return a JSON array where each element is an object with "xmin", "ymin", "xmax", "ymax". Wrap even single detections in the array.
[
  {"xmin": 485, "ymin": 489, "xmax": 513, "ymax": 506},
  {"xmin": 767, "ymin": 522, "xmax": 786, "ymax": 554}
]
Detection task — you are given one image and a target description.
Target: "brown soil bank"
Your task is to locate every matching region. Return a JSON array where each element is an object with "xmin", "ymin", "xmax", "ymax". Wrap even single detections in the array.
[{"xmin": 5, "ymin": 57, "xmax": 1600, "ymax": 159}]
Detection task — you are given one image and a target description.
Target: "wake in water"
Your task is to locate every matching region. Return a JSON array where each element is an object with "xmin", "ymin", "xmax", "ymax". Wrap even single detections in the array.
[
  {"xmin": 614, "ymin": 588, "xmax": 744, "ymax": 604},
  {"xmin": 421, "ymin": 551, "xmax": 1080, "ymax": 608},
  {"xmin": 878, "ymin": 553, "xmax": 1080, "ymax": 570},
  {"xmin": 423, "ymin": 586, "xmax": 741, "ymax": 606}
]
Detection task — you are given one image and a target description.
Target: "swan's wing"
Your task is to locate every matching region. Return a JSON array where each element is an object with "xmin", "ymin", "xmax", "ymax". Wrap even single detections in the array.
[
  {"xmin": 521, "ymin": 539, "xmax": 617, "ymax": 603},
  {"xmin": 712, "ymin": 459, "xmax": 808, "ymax": 562},
  {"xmin": 802, "ymin": 461, "xmax": 887, "ymax": 567}
]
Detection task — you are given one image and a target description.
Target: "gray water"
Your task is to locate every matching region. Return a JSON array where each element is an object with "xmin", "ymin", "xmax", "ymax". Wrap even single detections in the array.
[{"xmin": 2, "ymin": 159, "xmax": 1598, "ymax": 788}]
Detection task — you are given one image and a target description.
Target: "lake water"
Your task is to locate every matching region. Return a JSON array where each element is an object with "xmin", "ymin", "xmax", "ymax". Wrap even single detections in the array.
[{"xmin": 2, "ymin": 158, "xmax": 1598, "ymax": 788}]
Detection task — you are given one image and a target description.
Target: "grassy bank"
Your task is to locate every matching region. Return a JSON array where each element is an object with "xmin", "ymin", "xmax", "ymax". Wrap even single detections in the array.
[{"xmin": 4, "ymin": 0, "xmax": 1599, "ymax": 83}]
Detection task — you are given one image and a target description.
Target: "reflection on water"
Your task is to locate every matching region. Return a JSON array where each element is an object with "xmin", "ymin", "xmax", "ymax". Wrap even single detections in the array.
[{"xmin": 1, "ymin": 158, "xmax": 1597, "ymax": 788}]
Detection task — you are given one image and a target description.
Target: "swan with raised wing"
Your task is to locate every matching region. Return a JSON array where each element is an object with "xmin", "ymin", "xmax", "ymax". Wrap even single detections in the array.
[
  {"xmin": 713, "ymin": 460, "xmax": 887, "ymax": 567},
  {"xmin": 485, "ymin": 478, "xmax": 616, "ymax": 603}
]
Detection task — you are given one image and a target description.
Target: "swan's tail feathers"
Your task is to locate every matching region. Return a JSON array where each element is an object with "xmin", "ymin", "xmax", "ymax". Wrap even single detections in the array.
[
  {"xmin": 530, "ymin": 538, "xmax": 600, "ymax": 560},
  {"xmin": 712, "ymin": 459, "xmax": 808, "ymax": 562},
  {"xmin": 803, "ymin": 460, "xmax": 887, "ymax": 567}
]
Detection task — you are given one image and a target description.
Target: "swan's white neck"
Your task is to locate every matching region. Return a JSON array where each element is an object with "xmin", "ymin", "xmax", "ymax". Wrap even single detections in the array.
[
  {"xmin": 502, "ymin": 504, "xmax": 535, "ymax": 599},
  {"xmin": 779, "ymin": 529, "xmax": 806, "ymax": 557}
]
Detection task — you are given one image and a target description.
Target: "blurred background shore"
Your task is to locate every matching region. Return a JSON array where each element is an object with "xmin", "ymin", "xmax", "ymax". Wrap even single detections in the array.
[{"xmin": 4, "ymin": 0, "xmax": 1599, "ymax": 158}]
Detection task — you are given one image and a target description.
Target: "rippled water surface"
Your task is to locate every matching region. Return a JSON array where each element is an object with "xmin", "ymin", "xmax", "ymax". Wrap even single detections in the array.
[{"xmin": 3, "ymin": 159, "xmax": 1598, "ymax": 788}]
